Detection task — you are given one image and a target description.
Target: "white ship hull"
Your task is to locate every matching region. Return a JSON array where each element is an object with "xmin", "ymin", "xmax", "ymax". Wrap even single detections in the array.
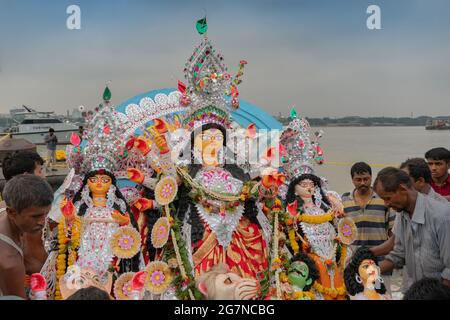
[{"xmin": 9, "ymin": 129, "xmax": 77, "ymax": 145}]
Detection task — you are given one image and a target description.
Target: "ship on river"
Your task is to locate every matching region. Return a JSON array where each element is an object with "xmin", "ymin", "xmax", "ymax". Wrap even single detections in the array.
[
  {"xmin": 425, "ymin": 118, "xmax": 450, "ymax": 130},
  {"xmin": 2, "ymin": 106, "xmax": 79, "ymax": 144}
]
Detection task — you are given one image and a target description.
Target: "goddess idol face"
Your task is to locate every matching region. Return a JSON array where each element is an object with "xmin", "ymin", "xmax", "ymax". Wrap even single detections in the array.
[
  {"xmin": 194, "ymin": 128, "xmax": 224, "ymax": 166},
  {"xmin": 358, "ymin": 259, "xmax": 379, "ymax": 288},
  {"xmin": 294, "ymin": 179, "xmax": 315, "ymax": 200},
  {"xmin": 87, "ymin": 174, "xmax": 112, "ymax": 196}
]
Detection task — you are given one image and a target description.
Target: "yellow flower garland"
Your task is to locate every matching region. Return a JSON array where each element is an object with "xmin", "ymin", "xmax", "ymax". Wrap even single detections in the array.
[
  {"xmin": 55, "ymin": 216, "xmax": 82, "ymax": 300},
  {"xmin": 68, "ymin": 217, "xmax": 81, "ymax": 266},
  {"xmin": 288, "ymin": 229, "xmax": 299, "ymax": 255},
  {"xmin": 297, "ymin": 210, "xmax": 335, "ymax": 224},
  {"xmin": 55, "ymin": 218, "xmax": 67, "ymax": 300},
  {"xmin": 292, "ymin": 291, "xmax": 315, "ymax": 300},
  {"xmin": 339, "ymin": 244, "xmax": 347, "ymax": 268},
  {"xmin": 313, "ymin": 281, "xmax": 346, "ymax": 299}
]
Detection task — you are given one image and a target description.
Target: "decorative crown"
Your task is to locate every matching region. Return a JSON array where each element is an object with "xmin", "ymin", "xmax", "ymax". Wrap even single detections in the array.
[
  {"xmin": 280, "ymin": 109, "xmax": 324, "ymax": 181},
  {"xmin": 79, "ymin": 86, "xmax": 124, "ymax": 175},
  {"xmin": 178, "ymin": 18, "xmax": 247, "ymax": 132}
]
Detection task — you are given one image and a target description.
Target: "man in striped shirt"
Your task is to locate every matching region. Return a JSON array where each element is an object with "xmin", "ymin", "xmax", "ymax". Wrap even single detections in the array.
[{"xmin": 342, "ymin": 162, "xmax": 396, "ymax": 247}]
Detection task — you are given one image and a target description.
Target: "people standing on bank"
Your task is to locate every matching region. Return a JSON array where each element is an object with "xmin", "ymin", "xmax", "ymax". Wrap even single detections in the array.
[
  {"xmin": 425, "ymin": 147, "xmax": 450, "ymax": 201},
  {"xmin": 342, "ymin": 162, "xmax": 395, "ymax": 292},
  {"xmin": 44, "ymin": 128, "xmax": 58, "ymax": 172},
  {"xmin": 374, "ymin": 167, "xmax": 450, "ymax": 294},
  {"xmin": 0, "ymin": 175, "xmax": 53, "ymax": 298},
  {"xmin": 401, "ymin": 158, "xmax": 448, "ymax": 204}
]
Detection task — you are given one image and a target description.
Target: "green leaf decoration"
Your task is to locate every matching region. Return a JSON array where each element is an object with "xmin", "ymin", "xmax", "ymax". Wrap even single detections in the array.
[
  {"xmin": 290, "ymin": 108, "xmax": 297, "ymax": 120},
  {"xmin": 103, "ymin": 86, "xmax": 112, "ymax": 102},
  {"xmin": 196, "ymin": 17, "xmax": 208, "ymax": 35}
]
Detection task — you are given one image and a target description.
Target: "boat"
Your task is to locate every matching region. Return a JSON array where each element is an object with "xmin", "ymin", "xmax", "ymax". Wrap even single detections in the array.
[
  {"xmin": 425, "ymin": 119, "xmax": 450, "ymax": 130},
  {"xmin": 2, "ymin": 106, "xmax": 79, "ymax": 144}
]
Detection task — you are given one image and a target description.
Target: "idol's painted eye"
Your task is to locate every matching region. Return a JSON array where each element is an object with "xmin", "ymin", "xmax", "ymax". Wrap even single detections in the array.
[{"xmin": 224, "ymin": 277, "xmax": 232, "ymax": 285}]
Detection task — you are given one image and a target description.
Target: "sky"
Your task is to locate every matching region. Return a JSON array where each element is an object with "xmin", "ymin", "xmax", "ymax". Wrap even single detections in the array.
[{"xmin": 0, "ymin": 0, "xmax": 449, "ymax": 117}]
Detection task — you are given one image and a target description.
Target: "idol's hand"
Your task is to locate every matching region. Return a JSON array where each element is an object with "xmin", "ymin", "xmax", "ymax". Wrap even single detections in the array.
[
  {"xmin": 327, "ymin": 192, "xmax": 344, "ymax": 217},
  {"xmin": 154, "ymin": 135, "xmax": 170, "ymax": 154},
  {"xmin": 133, "ymin": 198, "xmax": 154, "ymax": 211},
  {"xmin": 134, "ymin": 137, "xmax": 151, "ymax": 156},
  {"xmin": 127, "ymin": 168, "xmax": 145, "ymax": 184},
  {"xmin": 331, "ymin": 199, "xmax": 344, "ymax": 218},
  {"xmin": 112, "ymin": 210, "xmax": 131, "ymax": 226},
  {"xmin": 60, "ymin": 197, "xmax": 75, "ymax": 222}
]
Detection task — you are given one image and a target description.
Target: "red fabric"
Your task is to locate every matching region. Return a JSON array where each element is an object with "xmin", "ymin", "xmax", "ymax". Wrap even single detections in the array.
[
  {"xmin": 194, "ymin": 220, "xmax": 268, "ymax": 280},
  {"xmin": 431, "ymin": 174, "xmax": 450, "ymax": 196}
]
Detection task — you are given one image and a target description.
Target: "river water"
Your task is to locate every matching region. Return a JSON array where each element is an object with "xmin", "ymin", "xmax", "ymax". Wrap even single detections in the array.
[
  {"xmin": 37, "ymin": 126, "xmax": 449, "ymax": 195},
  {"xmin": 313, "ymin": 126, "xmax": 449, "ymax": 195}
]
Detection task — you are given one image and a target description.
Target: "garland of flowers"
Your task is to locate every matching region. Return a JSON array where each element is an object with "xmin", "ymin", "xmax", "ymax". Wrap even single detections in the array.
[
  {"xmin": 177, "ymin": 166, "xmax": 245, "ymax": 202},
  {"xmin": 55, "ymin": 216, "xmax": 82, "ymax": 300},
  {"xmin": 312, "ymin": 281, "xmax": 346, "ymax": 298},
  {"xmin": 297, "ymin": 210, "xmax": 335, "ymax": 224},
  {"xmin": 167, "ymin": 204, "xmax": 195, "ymax": 300},
  {"xmin": 288, "ymin": 228, "xmax": 299, "ymax": 255},
  {"xmin": 264, "ymin": 194, "xmax": 285, "ymax": 300},
  {"xmin": 55, "ymin": 218, "xmax": 67, "ymax": 300},
  {"xmin": 273, "ymin": 211, "xmax": 281, "ymax": 299},
  {"xmin": 339, "ymin": 243, "xmax": 347, "ymax": 268},
  {"xmin": 162, "ymin": 209, "xmax": 203, "ymax": 300},
  {"xmin": 67, "ymin": 217, "xmax": 81, "ymax": 266},
  {"xmin": 292, "ymin": 291, "xmax": 315, "ymax": 300}
]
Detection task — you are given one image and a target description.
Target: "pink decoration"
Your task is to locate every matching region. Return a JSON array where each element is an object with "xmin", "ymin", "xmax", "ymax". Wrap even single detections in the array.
[
  {"xmin": 150, "ymin": 271, "xmax": 165, "ymax": 286},
  {"xmin": 157, "ymin": 226, "xmax": 167, "ymax": 241},
  {"xmin": 231, "ymin": 97, "xmax": 239, "ymax": 109},
  {"xmin": 178, "ymin": 80, "xmax": 186, "ymax": 93},
  {"xmin": 180, "ymin": 94, "xmax": 191, "ymax": 107},
  {"xmin": 316, "ymin": 145, "xmax": 323, "ymax": 156},
  {"xmin": 30, "ymin": 273, "xmax": 46, "ymax": 292},
  {"xmin": 131, "ymin": 271, "xmax": 147, "ymax": 291},
  {"xmin": 70, "ymin": 132, "xmax": 81, "ymax": 146},
  {"xmin": 287, "ymin": 200, "xmax": 299, "ymax": 218},
  {"xmin": 246, "ymin": 123, "xmax": 256, "ymax": 139},
  {"xmin": 118, "ymin": 235, "xmax": 134, "ymax": 250}
]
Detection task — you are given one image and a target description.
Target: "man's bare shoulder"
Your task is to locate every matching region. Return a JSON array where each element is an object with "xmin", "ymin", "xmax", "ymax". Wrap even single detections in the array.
[{"xmin": 0, "ymin": 241, "xmax": 24, "ymax": 270}]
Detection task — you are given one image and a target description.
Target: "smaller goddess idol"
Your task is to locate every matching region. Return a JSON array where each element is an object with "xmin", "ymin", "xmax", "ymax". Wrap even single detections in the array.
[
  {"xmin": 281, "ymin": 111, "xmax": 356, "ymax": 300},
  {"xmin": 344, "ymin": 247, "xmax": 391, "ymax": 300},
  {"xmin": 47, "ymin": 87, "xmax": 143, "ymax": 299}
]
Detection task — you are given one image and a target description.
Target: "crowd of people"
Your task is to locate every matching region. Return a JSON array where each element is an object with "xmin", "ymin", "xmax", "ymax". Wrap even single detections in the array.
[{"xmin": 341, "ymin": 147, "xmax": 450, "ymax": 299}]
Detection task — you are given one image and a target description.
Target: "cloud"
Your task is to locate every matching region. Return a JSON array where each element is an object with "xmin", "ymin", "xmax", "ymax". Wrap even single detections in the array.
[{"xmin": 0, "ymin": 0, "xmax": 449, "ymax": 117}]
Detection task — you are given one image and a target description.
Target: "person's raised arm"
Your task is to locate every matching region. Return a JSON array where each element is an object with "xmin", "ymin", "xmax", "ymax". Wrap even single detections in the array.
[
  {"xmin": 370, "ymin": 236, "xmax": 395, "ymax": 257},
  {"xmin": 379, "ymin": 259, "xmax": 395, "ymax": 274}
]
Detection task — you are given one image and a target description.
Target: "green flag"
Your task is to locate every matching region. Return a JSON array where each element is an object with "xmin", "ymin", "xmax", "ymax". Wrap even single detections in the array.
[{"xmin": 196, "ymin": 17, "xmax": 208, "ymax": 35}]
